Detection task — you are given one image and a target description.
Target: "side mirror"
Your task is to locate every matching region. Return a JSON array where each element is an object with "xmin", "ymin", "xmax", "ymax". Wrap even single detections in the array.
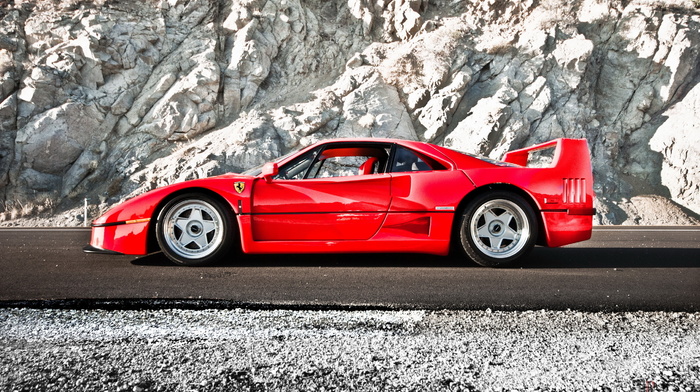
[{"xmin": 261, "ymin": 162, "xmax": 278, "ymax": 183}]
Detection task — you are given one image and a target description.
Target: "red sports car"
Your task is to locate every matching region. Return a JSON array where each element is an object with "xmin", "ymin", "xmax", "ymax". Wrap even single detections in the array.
[{"xmin": 84, "ymin": 138, "xmax": 595, "ymax": 267}]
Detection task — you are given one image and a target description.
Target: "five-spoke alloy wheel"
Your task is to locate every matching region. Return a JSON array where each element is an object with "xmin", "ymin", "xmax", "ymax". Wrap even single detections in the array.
[
  {"xmin": 459, "ymin": 191, "xmax": 537, "ymax": 267},
  {"xmin": 156, "ymin": 194, "xmax": 234, "ymax": 266}
]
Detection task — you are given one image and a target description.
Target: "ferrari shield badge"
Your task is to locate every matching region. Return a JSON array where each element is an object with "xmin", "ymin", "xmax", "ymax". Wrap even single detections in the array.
[{"xmin": 234, "ymin": 181, "xmax": 245, "ymax": 194}]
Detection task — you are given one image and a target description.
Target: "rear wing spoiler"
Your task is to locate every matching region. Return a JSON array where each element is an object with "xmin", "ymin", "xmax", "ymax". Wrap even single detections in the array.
[
  {"xmin": 503, "ymin": 139, "xmax": 559, "ymax": 167},
  {"xmin": 502, "ymin": 138, "xmax": 592, "ymax": 176},
  {"xmin": 504, "ymin": 138, "xmax": 595, "ymax": 215}
]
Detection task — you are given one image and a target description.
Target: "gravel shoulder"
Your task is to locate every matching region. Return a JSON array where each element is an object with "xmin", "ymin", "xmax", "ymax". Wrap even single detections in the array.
[{"xmin": 1, "ymin": 308, "xmax": 699, "ymax": 391}]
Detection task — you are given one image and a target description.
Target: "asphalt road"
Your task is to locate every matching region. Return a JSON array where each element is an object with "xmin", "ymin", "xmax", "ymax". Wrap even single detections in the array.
[{"xmin": 0, "ymin": 226, "xmax": 698, "ymax": 311}]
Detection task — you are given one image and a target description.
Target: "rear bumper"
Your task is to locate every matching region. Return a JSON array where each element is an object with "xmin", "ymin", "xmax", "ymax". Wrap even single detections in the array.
[
  {"xmin": 540, "ymin": 210, "xmax": 594, "ymax": 247},
  {"xmin": 541, "ymin": 208, "xmax": 597, "ymax": 216},
  {"xmin": 566, "ymin": 208, "xmax": 597, "ymax": 216}
]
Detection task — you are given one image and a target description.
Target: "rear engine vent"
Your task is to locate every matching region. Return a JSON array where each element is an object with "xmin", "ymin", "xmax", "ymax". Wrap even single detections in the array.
[{"xmin": 563, "ymin": 178, "xmax": 586, "ymax": 204}]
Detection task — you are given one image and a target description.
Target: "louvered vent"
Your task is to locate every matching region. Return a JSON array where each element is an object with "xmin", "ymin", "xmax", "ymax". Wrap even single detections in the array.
[{"xmin": 563, "ymin": 178, "xmax": 586, "ymax": 204}]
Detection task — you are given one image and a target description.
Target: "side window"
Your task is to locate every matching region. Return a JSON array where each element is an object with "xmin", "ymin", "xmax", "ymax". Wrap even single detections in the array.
[
  {"xmin": 309, "ymin": 155, "xmax": 368, "ymax": 178},
  {"xmin": 277, "ymin": 145, "xmax": 389, "ymax": 180},
  {"xmin": 391, "ymin": 146, "xmax": 433, "ymax": 172}
]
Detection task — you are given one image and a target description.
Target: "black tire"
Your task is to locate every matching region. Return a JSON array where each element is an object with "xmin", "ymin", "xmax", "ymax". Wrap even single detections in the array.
[
  {"xmin": 458, "ymin": 191, "xmax": 537, "ymax": 267},
  {"xmin": 156, "ymin": 193, "xmax": 234, "ymax": 266}
]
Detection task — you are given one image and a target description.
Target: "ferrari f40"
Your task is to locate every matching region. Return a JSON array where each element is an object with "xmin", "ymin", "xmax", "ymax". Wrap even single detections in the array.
[{"xmin": 84, "ymin": 138, "xmax": 596, "ymax": 267}]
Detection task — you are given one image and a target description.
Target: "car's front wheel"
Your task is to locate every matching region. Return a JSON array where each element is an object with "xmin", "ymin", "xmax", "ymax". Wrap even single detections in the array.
[
  {"xmin": 459, "ymin": 191, "xmax": 537, "ymax": 267},
  {"xmin": 156, "ymin": 194, "xmax": 234, "ymax": 266}
]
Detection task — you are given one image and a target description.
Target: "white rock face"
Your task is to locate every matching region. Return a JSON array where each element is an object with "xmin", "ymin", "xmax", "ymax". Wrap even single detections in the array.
[
  {"xmin": 650, "ymin": 82, "xmax": 700, "ymax": 218},
  {"xmin": 0, "ymin": 0, "xmax": 699, "ymax": 224}
]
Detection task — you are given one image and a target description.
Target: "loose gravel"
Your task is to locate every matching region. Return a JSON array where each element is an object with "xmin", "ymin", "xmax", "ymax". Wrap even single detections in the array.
[{"xmin": 1, "ymin": 308, "xmax": 699, "ymax": 391}]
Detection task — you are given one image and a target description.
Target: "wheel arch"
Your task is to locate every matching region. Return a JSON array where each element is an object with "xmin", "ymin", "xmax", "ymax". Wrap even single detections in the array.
[
  {"xmin": 146, "ymin": 187, "xmax": 240, "ymax": 253},
  {"xmin": 452, "ymin": 183, "xmax": 545, "ymax": 249}
]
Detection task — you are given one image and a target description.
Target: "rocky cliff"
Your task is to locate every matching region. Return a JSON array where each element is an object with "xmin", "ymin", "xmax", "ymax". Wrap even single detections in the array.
[{"xmin": 0, "ymin": 0, "xmax": 699, "ymax": 225}]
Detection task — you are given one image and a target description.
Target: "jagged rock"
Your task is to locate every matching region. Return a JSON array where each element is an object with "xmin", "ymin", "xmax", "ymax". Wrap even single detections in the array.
[
  {"xmin": 345, "ymin": 53, "xmax": 364, "ymax": 70},
  {"xmin": 132, "ymin": 26, "xmax": 220, "ymax": 141},
  {"xmin": 336, "ymin": 71, "xmax": 416, "ymax": 140},
  {"xmin": 17, "ymin": 168, "xmax": 62, "ymax": 193},
  {"xmin": 393, "ymin": 0, "xmax": 424, "ymax": 40},
  {"xmin": 0, "ymin": 93, "xmax": 17, "ymax": 187},
  {"xmin": 0, "ymin": 0, "xmax": 699, "ymax": 225},
  {"xmin": 596, "ymin": 195, "xmax": 700, "ymax": 225},
  {"xmin": 12, "ymin": 103, "xmax": 103, "ymax": 190},
  {"xmin": 650, "ymin": 82, "xmax": 700, "ymax": 217}
]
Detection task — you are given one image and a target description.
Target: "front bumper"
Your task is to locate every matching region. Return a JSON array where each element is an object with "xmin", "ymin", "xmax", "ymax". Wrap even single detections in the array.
[
  {"xmin": 85, "ymin": 220, "xmax": 151, "ymax": 256},
  {"xmin": 83, "ymin": 244, "xmax": 125, "ymax": 255}
]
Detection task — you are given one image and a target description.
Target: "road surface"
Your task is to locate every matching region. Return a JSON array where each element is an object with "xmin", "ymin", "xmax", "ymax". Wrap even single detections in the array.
[{"xmin": 0, "ymin": 226, "xmax": 698, "ymax": 311}]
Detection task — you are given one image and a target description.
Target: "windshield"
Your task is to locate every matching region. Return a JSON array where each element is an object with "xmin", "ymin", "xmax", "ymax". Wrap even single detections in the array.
[
  {"xmin": 240, "ymin": 147, "xmax": 305, "ymax": 176},
  {"xmin": 241, "ymin": 165, "xmax": 264, "ymax": 177}
]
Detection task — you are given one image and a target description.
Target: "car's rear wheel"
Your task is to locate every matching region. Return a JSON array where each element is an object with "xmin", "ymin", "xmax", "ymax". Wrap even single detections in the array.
[
  {"xmin": 156, "ymin": 194, "xmax": 234, "ymax": 266},
  {"xmin": 459, "ymin": 191, "xmax": 536, "ymax": 267}
]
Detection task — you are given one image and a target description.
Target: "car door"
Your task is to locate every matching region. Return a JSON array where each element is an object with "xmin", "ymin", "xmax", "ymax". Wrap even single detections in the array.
[
  {"xmin": 386, "ymin": 144, "xmax": 472, "ymax": 212},
  {"xmin": 371, "ymin": 144, "xmax": 472, "ymax": 241},
  {"xmin": 250, "ymin": 143, "xmax": 392, "ymax": 241}
]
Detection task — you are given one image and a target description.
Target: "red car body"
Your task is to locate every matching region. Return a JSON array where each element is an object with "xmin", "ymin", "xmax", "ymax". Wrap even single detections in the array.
[{"xmin": 85, "ymin": 138, "xmax": 595, "ymax": 267}]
